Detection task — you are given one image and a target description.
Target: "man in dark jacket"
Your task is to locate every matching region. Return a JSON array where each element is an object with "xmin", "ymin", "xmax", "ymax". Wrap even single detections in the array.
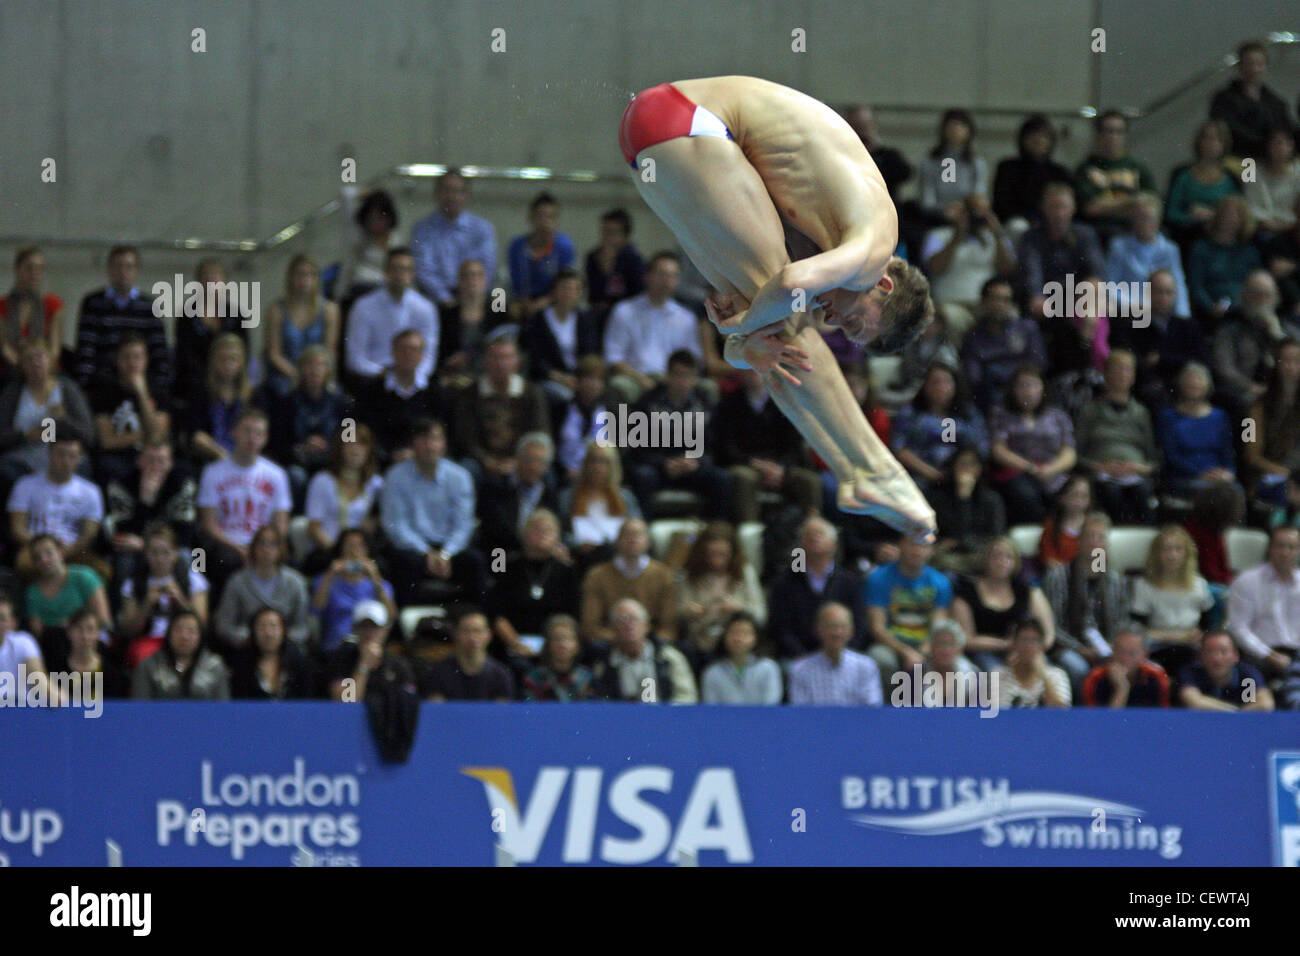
[
  {"xmin": 476, "ymin": 431, "xmax": 561, "ymax": 556},
  {"xmin": 1108, "ymin": 268, "xmax": 1205, "ymax": 408},
  {"xmin": 713, "ymin": 368, "xmax": 820, "ymax": 521},
  {"xmin": 767, "ymin": 516, "xmax": 866, "ymax": 659},
  {"xmin": 626, "ymin": 349, "xmax": 733, "ymax": 520},
  {"xmin": 523, "ymin": 269, "xmax": 601, "ymax": 405},
  {"xmin": 1209, "ymin": 41, "xmax": 1296, "ymax": 160},
  {"xmin": 355, "ymin": 327, "xmax": 445, "ymax": 464},
  {"xmin": 449, "ymin": 329, "xmax": 549, "ymax": 482}
]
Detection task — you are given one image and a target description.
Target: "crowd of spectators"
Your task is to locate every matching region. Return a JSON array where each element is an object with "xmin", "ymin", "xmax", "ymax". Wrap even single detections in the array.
[{"xmin": 2, "ymin": 40, "xmax": 1300, "ymax": 711}]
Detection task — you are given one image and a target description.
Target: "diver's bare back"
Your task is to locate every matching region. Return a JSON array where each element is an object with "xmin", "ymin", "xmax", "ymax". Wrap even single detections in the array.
[{"xmin": 670, "ymin": 75, "xmax": 897, "ymax": 285}]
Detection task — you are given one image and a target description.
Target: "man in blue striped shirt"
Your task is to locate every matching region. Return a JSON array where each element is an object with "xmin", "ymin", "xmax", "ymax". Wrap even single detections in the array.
[
  {"xmin": 411, "ymin": 170, "xmax": 499, "ymax": 307},
  {"xmin": 379, "ymin": 418, "xmax": 484, "ymax": 603}
]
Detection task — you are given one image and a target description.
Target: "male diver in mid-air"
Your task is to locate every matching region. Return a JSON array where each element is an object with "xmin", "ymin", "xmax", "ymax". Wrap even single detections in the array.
[{"xmin": 619, "ymin": 75, "xmax": 936, "ymax": 539}]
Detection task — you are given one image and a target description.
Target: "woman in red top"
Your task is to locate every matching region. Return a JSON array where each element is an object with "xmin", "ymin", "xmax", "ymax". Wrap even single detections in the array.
[
  {"xmin": 0, "ymin": 247, "xmax": 64, "ymax": 375},
  {"xmin": 1037, "ymin": 473, "xmax": 1093, "ymax": 571}
]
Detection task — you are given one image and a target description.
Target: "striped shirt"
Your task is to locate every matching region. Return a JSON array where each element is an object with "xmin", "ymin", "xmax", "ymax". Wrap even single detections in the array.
[
  {"xmin": 1042, "ymin": 564, "xmax": 1129, "ymax": 654},
  {"xmin": 989, "ymin": 406, "xmax": 1075, "ymax": 494},
  {"xmin": 74, "ymin": 287, "xmax": 171, "ymax": 395},
  {"xmin": 997, "ymin": 665, "xmax": 1072, "ymax": 707},
  {"xmin": 788, "ymin": 650, "xmax": 882, "ymax": 706}
]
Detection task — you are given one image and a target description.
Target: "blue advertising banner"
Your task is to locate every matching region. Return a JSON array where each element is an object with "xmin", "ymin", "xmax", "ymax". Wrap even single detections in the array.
[{"xmin": 3, "ymin": 704, "xmax": 1298, "ymax": 866}]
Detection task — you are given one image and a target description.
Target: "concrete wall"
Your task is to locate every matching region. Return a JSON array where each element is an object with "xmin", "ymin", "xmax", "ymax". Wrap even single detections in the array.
[{"xmin": 0, "ymin": 0, "xmax": 1294, "ymax": 348}]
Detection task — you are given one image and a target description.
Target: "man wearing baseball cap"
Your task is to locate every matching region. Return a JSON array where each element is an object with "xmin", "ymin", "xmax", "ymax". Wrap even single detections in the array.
[{"xmin": 327, "ymin": 599, "xmax": 413, "ymax": 701}]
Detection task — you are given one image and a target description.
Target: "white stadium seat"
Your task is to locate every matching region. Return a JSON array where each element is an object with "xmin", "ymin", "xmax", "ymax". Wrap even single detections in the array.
[
  {"xmin": 1226, "ymin": 528, "xmax": 1268, "ymax": 574},
  {"xmin": 738, "ymin": 522, "xmax": 764, "ymax": 578},
  {"xmin": 648, "ymin": 489, "xmax": 703, "ymax": 518},
  {"xmin": 400, "ymin": 606, "xmax": 445, "ymax": 642},
  {"xmin": 1009, "ymin": 525, "xmax": 1042, "ymax": 558},
  {"xmin": 1106, "ymin": 527, "xmax": 1159, "ymax": 577},
  {"xmin": 649, "ymin": 519, "xmax": 703, "ymax": 561},
  {"xmin": 868, "ymin": 354, "xmax": 902, "ymax": 391},
  {"xmin": 288, "ymin": 515, "xmax": 314, "ymax": 565}
]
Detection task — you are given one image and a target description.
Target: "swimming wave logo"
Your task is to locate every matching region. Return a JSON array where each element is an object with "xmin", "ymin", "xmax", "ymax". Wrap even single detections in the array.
[
  {"xmin": 1269, "ymin": 753, "xmax": 1300, "ymax": 866},
  {"xmin": 849, "ymin": 792, "xmax": 1145, "ymax": 836},
  {"xmin": 1277, "ymin": 759, "xmax": 1300, "ymax": 809}
]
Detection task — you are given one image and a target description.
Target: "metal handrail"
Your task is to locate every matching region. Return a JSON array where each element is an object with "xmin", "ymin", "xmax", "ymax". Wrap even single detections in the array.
[
  {"xmin": 855, "ymin": 103, "xmax": 1095, "ymax": 120},
  {"xmin": 6, "ymin": 31, "xmax": 1296, "ymax": 255},
  {"xmin": 1125, "ymin": 30, "xmax": 1299, "ymax": 119},
  {"xmin": 868, "ymin": 31, "xmax": 1300, "ymax": 123},
  {"xmin": 0, "ymin": 162, "xmax": 634, "ymax": 254}
]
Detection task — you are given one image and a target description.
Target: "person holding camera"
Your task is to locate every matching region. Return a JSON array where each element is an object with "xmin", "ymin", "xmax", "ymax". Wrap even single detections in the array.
[
  {"xmin": 116, "ymin": 521, "xmax": 210, "ymax": 669},
  {"xmin": 920, "ymin": 193, "xmax": 1018, "ymax": 341},
  {"xmin": 312, "ymin": 528, "xmax": 397, "ymax": 652}
]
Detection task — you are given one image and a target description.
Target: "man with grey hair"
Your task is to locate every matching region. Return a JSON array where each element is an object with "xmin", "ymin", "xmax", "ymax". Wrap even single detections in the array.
[
  {"xmin": 788, "ymin": 601, "xmax": 882, "ymax": 705},
  {"xmin": 1018, "ymin": 182, "xmax": 1105, "ymax": 320},
  {"xmin": 1109, "ymin": 268, "xmax": 1205, "ymax": 409},
  {"xmin": 590, "ymin": 598, "xmax": 697, "ymax": 703},
  {"xmin": 476, "ymin": 430, "xmax": 560, "ymax": 555},
  {"xmin": 1082, "ymin": 622, "xmax": 1171, "ymax": 708},
  {"xmin": 768, "ymin": 516, "xmax": 865, "ymax": 659},
  {"xmin": 1212, "ymin": 270, "xmax": 1294, "ymax": 417},
  {"xmin": 1103, "ymin": 192, "xmax": 1190, "ymax": 318},
  {"xmin": 890, "ymin": 618, "xmax": 985, "ymax": 708},
  {"xmin": 926, "ymin": 617, "xmax": 976, "ymax": 676}
]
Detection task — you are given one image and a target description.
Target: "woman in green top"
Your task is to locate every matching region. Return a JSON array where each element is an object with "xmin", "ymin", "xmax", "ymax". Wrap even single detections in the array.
[
  {"xmin": 25, "ymin": 534, "xmax": 111, "ymax": 638},
  {"xmin": 1187, "ymin": 195, "xmax": 1261, "ymax": 319},
  {"xmin": 1165, "ymin": 120, "xmax": 1241, "ymax": 243}
]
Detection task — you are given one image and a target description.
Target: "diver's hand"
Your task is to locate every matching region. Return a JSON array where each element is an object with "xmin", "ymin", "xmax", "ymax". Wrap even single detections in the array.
[{"xmin": 740, "ymin": 328, "xmax": 813, "ymax": 387}]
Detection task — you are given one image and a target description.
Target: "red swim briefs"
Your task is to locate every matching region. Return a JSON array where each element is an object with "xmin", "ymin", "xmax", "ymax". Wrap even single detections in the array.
[{"xmin": 618, "ymin": 82, "xmax": 734, "ymax": 168}]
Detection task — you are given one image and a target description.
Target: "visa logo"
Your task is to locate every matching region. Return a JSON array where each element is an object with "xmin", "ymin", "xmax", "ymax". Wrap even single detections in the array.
[{"xmin": 462, "ymin": 766, "xmax": 752, "ymax": 864}]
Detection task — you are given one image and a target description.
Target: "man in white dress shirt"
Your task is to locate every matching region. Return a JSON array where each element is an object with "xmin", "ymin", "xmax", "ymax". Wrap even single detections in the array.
[
  {"xmin": 345, "ymin": 247, "xmax": 439, "ymax": 385},
  {"xmin": 1227, "ymin": 526, "xmax": 1300, "ymax": 676},
  {"xmin": 603, "ymin": 251, "xmax": 702, "ymax": 401}
]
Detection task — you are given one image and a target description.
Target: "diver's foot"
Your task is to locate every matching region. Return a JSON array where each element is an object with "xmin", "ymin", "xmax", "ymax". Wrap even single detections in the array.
[{"xmin": 835, "ymin": 467, "xmax": 937, "ymax": 543}]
